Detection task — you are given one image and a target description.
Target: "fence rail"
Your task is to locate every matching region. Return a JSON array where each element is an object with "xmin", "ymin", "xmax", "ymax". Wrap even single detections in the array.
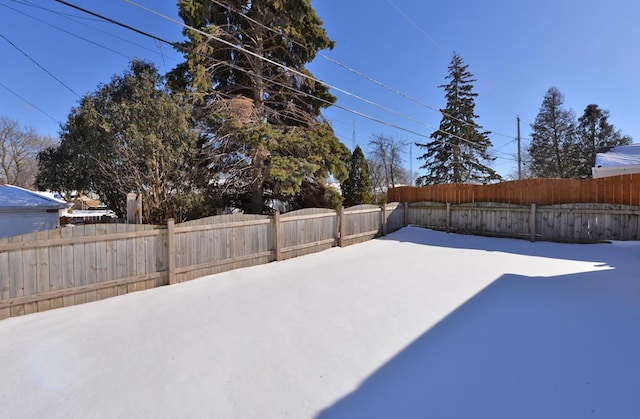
[
  {"xmin": 0, "ymin": 203, "xmax": 406, "ymax": 320},
  {"xmin": 389, "ymin": 174, "xmax": 640, "ymax": 206}
]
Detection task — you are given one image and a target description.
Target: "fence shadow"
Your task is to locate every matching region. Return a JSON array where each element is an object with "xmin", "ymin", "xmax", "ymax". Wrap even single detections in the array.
[
  {"xmin": 315, "ymin": 229, "xmax": 640, "ymax": 418},
  {"xmin": 315, "ymin": 270, "xmax": 640, "ymax": 418},
  {"xmin": 380, "ymin": 225, "xmax": 630, "ymax": 262}
]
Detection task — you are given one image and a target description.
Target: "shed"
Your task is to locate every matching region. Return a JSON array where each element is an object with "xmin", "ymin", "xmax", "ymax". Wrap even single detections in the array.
[
  {"xmin": 592, "ymin": 144, "xmax": 640, "ymax": 178},
  {"xmin": 0, "ymin": 184, "xmax": 70, "ymax": 239}
]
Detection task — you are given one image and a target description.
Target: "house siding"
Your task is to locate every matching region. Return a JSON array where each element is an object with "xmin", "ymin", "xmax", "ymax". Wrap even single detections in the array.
[{"xmin": 0, "ymin": 210, "xmax": 61, "ymax": 239}]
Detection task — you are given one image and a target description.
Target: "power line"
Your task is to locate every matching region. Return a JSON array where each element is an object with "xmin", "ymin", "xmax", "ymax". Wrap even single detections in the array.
[
  {"xmin": 0, "ymin": 0, "xmax": 148, "ymax": 125},
  {"xmin": 0, "ymin": 1, "xmax": 131, "ymax": 59},
  {"xmin": 50, "ymin": 0, "xmax": 519, "ymax": 163},
  {"xmin": 386, "ymin": 0, "xmax": 445, "ymax": 53},
  {"xmin": 119, "ymin": 0, "xmax": 436, "ymax": 130},
  {"xmin": 0, "ymin": 81, "xmax": 61, "ymax": 125},
  {"xmin": 387, "ymin": 0, "xmax": 526, "ymax": 130},
  {"xmin": 118, "ymin": 0, "xmax": 521, "ymax": 159},
  {"xmin": 205, "ymin": 0, "xmax": 518, "ymax": 140},
  {"xmin": 4, "ymin": 0, "xmax": 526, "ymax": 168},
  {"xmin": 55, "ymin": 0, "xmax": 171, "ymax": 46},
  {"xmin": 67, "ymin": 0, "xmax": 433, "ymax": 139},
  {"xmin": 9, "ymin": 0, "xmax": 103, "ymax": 22},
  {"xmin": 0, "ymin": 32, "xmax": 81, "ymax": 98},
  {"xmin": 9, "ymin": 0, "xmax": 179, "ymax": 61}
]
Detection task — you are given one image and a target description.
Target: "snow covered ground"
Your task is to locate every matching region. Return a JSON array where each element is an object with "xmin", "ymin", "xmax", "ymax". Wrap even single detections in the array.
[{"xmin": 1, "ymin": 226, "xmax": 639, "ymax": 418}]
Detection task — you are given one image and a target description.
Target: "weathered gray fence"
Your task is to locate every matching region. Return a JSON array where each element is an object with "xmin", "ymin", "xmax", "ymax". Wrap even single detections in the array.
[
  {"xmin": 408, "ymin": 201, "xmax": 640, "ymax": 242},
  {"xmin": 0, "ymin": 203, "xmax": 406, "ymax": 319}
]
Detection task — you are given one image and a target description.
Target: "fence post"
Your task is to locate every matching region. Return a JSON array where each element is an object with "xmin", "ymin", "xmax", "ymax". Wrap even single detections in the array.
[
  {"xmin": 167, "ymin": 218, "xmax": 176, "ymax": 285},
  {"xmin": 403, "ymin": 202, "xmax": 408, "ymax": 227},
  {"xmin": 381, "ymin": 204, "xmax": 387, "ymax": 236},
  {"xmin": 127, "ymin": 192, "xmax": 137, "ymax": 224},
  {"xmin": 339, "ymin": 207, "xmax": 345, "ymax": 247},
  {"xmin": 274, "ymin": 210, "xmax": 282, "ymax": 261},
  {"xmin": 446, "ymin": 202, "xmax": 451, "ymax": 233},
  {"xmin": 529, "ymin": 203, "xmax": 537, "ymax": 242}
]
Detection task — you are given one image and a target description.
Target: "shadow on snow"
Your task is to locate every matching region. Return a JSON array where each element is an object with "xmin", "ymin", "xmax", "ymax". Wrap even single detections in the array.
[{"xmin": 315, "ymin": 227, "xmax": 640, "ymax": 419}]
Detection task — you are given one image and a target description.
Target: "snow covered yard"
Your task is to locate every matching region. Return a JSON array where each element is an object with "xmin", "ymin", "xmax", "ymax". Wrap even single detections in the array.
[{"xmin": 1, "ymin": 226, "xmax": 639, "ymax": 418}]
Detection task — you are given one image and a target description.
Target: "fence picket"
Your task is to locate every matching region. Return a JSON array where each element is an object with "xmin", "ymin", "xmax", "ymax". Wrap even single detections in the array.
[
  {"xmin": 0, "ymin": 238, "xmax": 8, "ymax": 319},
  {"xmin": 35, "ymin": 230, "xmax": 51, "ymax": 312},
  {"xmin": 59, "ymin": 226, "xmax": 74, "ymax": 307}
]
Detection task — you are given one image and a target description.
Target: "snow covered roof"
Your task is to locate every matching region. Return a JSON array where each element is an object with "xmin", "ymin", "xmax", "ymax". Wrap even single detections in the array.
[
  {"xmin": 594, "ymin": 144, "xmax": 640, "ymax": 168},
  {"xmin": 32, "ymin": 190, "xmax": 67, "ymax": 203},
  {"xmin": 0, "ymin": 184, "xmax": 69, "ymax": 210}
]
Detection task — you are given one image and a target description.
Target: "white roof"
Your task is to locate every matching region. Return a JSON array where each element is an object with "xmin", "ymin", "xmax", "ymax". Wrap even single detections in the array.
[
  {"xmin": 66, "ymin": 209, "xmax": 117, "ymax": 218},
  {"xmin": 594, "ymin": 144, "xmax": 640, "ymax": 168},
  {"xmin": 0, "ymin": 184, "xmax": 68, "ymax": 209}
]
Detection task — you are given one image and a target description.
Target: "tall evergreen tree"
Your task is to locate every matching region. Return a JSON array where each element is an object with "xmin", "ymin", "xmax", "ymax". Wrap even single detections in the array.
[
  {"xmin": 416, "ymin": 53, "xmax": 500, "ymax": 185},
  {"xmin": 171, "ymin": 0, "xmax": 350, "ymax": 213},
  {"xmin": 575, "ymin": 104, "xmax": 632, "ymax": 177},
  {"xmin": 528, "ymin": 87, "xmax": 577, "ymax": 178},
  {"xmin": 341, "ymin": 146, "xmax": 371, "ymax": 207}
]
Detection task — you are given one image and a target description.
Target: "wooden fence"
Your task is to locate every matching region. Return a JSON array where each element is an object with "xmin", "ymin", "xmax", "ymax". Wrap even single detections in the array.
[
  {"xmin": 388, "ymin": 174, "xmax": 640, "ymax": 206},
  {"xmin": 407, "ymin": 201, "xmax": 640, "ymax": 242},
  {"xmin": 0, "ymin": 203, "xmax": 405, "ymax": 320}
]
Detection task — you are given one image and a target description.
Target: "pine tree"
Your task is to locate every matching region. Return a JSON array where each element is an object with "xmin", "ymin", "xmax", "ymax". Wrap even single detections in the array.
[
  {"xmin": 171, "ymin": 0, "xmax": 350, "ymax": 213},
  {"xmin": 528, "ymin": 87, "xmax": 577, "ymax": 178},
  {"xmin": 416, "ymin": 53, "xmax": 500, "ymax": 185},
  {"xmin": 341, "ymin": 146, "xmax": 371, "ymax": 207},
  {"xmin": 575, "ymin": 104, "xmax": 632, "ymax": 177}
]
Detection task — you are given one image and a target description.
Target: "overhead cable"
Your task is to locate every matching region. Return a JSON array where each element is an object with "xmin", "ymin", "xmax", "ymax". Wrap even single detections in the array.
[
  {"xmin": 206, "ymin": 0, "xmax": 520, "ymax": 141},
  {"xmin": 0, "ymin": 81, "xmax": 61, "ymax": 124},
  {"xmin": 0, "ymin": 32, "xmax": 81, "ymax": 98},
  {"xmin": 52, "ymin": 0, "xmax": 518, "ymax": 161}
]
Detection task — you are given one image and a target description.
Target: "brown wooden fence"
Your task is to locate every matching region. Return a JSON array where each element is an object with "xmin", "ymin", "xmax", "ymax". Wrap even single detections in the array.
[
  {"xmin": 0, "ymin": 203, "xmax": 406, "ymax": 320},
  {"xmin": 388, "ymin": 174, "xmax": 640, "ymax": 206}
]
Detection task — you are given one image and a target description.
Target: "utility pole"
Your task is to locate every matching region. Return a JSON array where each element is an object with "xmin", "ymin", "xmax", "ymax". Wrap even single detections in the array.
[
  {"xmin": 517, "ymin": 115, "xmax": 522, "ymax": 180},
  {"xmin": 409, "ymin": 144, "xmax": 413, "ymax": 186}
]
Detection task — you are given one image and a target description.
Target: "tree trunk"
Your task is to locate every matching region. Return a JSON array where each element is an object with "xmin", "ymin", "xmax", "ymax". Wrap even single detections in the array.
[{"xmin": 249, "ymin": 148, "xmax": 266, "ymax": 214}]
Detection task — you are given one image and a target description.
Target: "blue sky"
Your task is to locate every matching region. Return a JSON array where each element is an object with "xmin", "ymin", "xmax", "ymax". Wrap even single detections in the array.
[{"xmin": 1, "ymin": 0, "xmax": 639, "ymax": 180}]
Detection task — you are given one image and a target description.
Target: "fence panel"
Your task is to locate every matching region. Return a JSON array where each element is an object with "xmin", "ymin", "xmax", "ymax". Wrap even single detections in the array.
[
  {"xmin": 408, "ymin": 202, "xmax": 447, "ymax": 230},
  {"xmin": 384, "ymin": 202, "xmax": 405, "ymax": 233},
  {"xmin": 280, "ymin": 208, "xmax": 337, "ymax": 259},
  {"xmin": 0, "ymin": 241, "xmax": 7, "ymax": 319},
  {"xmin": 0, "ymin": 224, "xmax": 167, "ymax": 317},
  {"xmin": 534, "ymin": 203, "xmax": 640, "ymax": 242},
  {"xmin": 173, "ymin": 214, "xmax": 273, "ymax": 282},
  {"xmin": 407, "ymin": 202, "xmax": 640, "ymax": 242},
  {"xmin": 342, "ymin": 205, "xmax": 381, "ymax": 246}
]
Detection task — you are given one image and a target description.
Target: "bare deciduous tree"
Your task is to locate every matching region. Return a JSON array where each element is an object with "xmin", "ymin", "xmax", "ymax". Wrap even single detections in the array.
[
  {"xmin": 367, "ymin": 134, "xmax": 410, "ymax": 198},
  {"xmin": 0, "ymin": 117, "xmax": 53, "ymax": 188}
]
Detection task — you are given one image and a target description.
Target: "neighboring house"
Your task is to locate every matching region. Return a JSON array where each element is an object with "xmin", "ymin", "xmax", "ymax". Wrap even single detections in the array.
[
  {"xmin": 0, "ymin": 184, "xmax": 71, "ymax": 239},
  {"xmin": 592, "ymin": 144, "xmax": 640, "ymax": 178},
  {"xmin": 73, "ymin": 193, "xmax": 105, "ymax": 210}
]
